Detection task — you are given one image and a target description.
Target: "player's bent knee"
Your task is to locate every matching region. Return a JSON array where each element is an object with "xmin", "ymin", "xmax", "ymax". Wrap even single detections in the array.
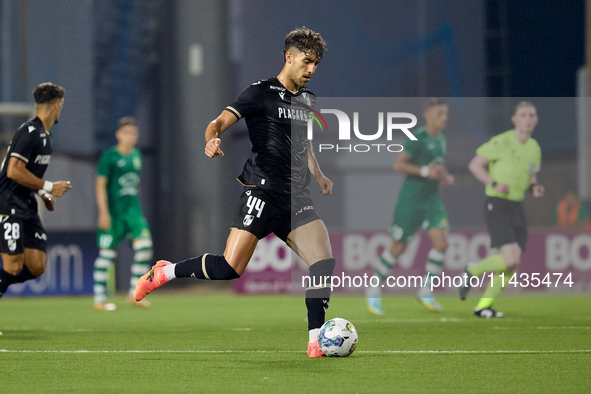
[
  {"xmin": 390, "ymin": 242, "xmax": 406, "ymax": 257},
  {"xmin": 2, "ymin": 254, "xmax": 26, "ymax": 275},
  {"xmin": 29, "ymin": 259, "xmax": 47, "ymax": 276},
  {"xmin": 434, "ymin": 241, "xmax": 448, "ymax": 253},
  {"xmin": 224, "ymin": 254, "xmax": 249, "ymax": 276},
  {"xmin": 207, "ymin": 254, "xmax": 241, "ymax": 279},
  {"xmin": 28, "ymin": 266, "xmax": 45, "ymax": 277},
  {"xmin": 4, "ymin": 264, "xmax": 24, "ymax": 276}
]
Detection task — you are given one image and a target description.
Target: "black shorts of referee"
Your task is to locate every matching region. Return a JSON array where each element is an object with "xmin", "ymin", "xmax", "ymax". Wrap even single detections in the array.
[{"xmin": 484, "ymin": 196, "xmax": 527, "ymax": 251}]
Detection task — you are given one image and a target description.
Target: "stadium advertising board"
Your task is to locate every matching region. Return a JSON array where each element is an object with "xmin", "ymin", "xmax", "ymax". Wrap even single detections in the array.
[
  {"xmin": 234, "ymin": 230, "xmax": 591, "ymax": 295},
  {"xmin": 5, "ymin": 232, "xmax": 97, "ymax": 296}
]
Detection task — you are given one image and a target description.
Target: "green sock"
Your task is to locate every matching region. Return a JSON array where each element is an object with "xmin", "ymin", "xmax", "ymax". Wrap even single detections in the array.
[
  {"xmin": 468, "ymin": 254, "xmax": 507, "ymax": 276},
  {"xmin": 475, "ymin": 270, "xmax": 514, "ymax": 310}
]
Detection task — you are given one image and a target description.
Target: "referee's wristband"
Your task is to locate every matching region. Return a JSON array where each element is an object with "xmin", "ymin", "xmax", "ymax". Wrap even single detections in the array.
[
  {"xmin": 37, "ymin": 189, "xmax": 48, "ymax": 197},
  {"xmin": 420, "ymin": 166, "xmax": 430, "ymax": 178},
  {"xmin": 42, "ymin": 180, "xmax": 54, "ymax": 193}
]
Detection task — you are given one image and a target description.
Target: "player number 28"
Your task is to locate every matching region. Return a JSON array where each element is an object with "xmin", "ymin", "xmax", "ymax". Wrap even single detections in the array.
[{"xmin": 3, "ymin": 222, "xmax": 20, "ymax": 241}]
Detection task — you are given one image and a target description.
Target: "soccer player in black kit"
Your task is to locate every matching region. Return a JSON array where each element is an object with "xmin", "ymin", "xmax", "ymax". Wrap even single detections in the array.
[
  {"xmin": 135, "ymin": 27, "xmax": 334, "ymax": 357},
  {"xmin": 0, "ymin": 83, "xmax": 73, "ymax": 315}
]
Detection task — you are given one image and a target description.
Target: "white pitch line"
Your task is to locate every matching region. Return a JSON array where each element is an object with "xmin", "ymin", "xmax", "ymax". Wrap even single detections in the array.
[
  {"xmin": 536, "ymin": 327, "xmax": 591, "ymax": 330},
  {"xmin": 358, "ymin": 350, "xmax": 591, "ymax": 354},
  {"xmin": 354, "ymin": 318, "xmax": 465, "ymax": 324},
  {"xmin": 493, "ymin": 326, "xmax": 591, "ymax": 330},
  {"xmin": 0, "ymin": 349, "xmax": 589, "ymax": 355}
]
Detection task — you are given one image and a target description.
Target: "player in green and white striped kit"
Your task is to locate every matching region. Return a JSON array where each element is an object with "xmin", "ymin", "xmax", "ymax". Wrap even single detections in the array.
[
  {"xmin": 366, "ymin": 99, "xmax": 455, "ymax": 314},
  {"xmin": 93, "ymin": 117, "xmax": 153, "ymax": 310}
]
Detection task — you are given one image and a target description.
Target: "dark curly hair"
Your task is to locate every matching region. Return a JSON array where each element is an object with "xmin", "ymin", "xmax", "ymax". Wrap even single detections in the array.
[
  {"xmin": 33, "ymin": 82, "xmax": 65, "ymax": 104},
  {"xmin": 424, "ymin": 98, "xmax": 447, "ymax": 111},
  {"xmin": 282, "ymin": 27, "xmax": 326, "ymax": 62},
  {"xmin": 117, "ymin": 116, "xmax": 137, "ymax": 129}
]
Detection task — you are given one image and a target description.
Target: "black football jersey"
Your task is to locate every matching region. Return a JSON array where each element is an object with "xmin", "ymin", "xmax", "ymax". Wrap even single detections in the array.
[
  {"xmin": 225, "ymin": 77, "xmax": 315, "ymax": 197},
  {"xmin": 0, "ymin": 117, "xmax": 52, "ymax": 218}
]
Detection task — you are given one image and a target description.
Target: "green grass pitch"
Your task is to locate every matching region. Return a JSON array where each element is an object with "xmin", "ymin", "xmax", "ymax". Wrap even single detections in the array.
[{"xmin": 1, "ymin": 293, "xmax": 590, "ymax": 393}]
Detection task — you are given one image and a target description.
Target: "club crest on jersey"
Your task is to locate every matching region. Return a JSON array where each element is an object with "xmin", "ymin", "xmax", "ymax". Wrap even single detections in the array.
[
  {"xmin": 118, "ymin": 173, "xmax": 140, "ymax": 196},
  {"xmin": 243, "ymin": 214, "xmax": 254, "ymax": 227},
  {"xmin": 133, "ymin": 156, "xmax": 141, "ymax": 170},
  {"xmin": 117, "ymin": 159, "xmax": 126, "ymax": 167},
  {"xmin": 8, "ymin": 239, "xmax": 16, "ymax": 252},
  {"xmin": 34, "ymin": 155, "xmax": 51, "ymax": 164},
  {"xmin": 302, "ymin": 92, "xmax": 311, "ymax": 107}
]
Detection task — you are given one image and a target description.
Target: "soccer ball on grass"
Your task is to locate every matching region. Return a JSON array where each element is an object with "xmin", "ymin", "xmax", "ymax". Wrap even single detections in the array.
[{"xmin": 318, "ymin": 317, "xmax": 358, "ymax": 357}]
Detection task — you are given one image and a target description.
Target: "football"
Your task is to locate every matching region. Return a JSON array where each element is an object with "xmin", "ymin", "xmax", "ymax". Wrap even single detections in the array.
[{"xmin": 318, "ymin": 318, "xmax": 358, "ymax": 357}]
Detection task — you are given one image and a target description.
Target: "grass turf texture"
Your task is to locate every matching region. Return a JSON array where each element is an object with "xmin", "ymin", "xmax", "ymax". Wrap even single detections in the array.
[{"xmin": 1, "ymin": 294, "xmax": 590, "ymax": 393}]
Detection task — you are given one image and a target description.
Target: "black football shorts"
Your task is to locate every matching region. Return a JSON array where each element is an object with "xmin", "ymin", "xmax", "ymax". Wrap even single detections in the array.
[
  {"xmin": 231, "ymin": 187, "xmax": 321, "ymax": 242},
  {"xmin": 0, "ymin": 214, "xmax": 47, "ymax": 255},
  {"xmin": 484, "ymin": 197, "xmax": 528, "ymax": 251}
]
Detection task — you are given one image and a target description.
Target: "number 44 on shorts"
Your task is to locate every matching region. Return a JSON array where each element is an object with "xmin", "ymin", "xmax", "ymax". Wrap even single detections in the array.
[
  {"xmin": 243, "ymin": 196, "xmax": 265, "ymax": 227},
  {"xmin": 246, "ymin": 196, "xmax": 265, "ymax": 218}
]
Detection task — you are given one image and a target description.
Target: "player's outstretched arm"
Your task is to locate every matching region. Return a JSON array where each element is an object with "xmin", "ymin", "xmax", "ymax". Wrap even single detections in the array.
[
  {"xmin": 308, "ymin": 141, "xmax": 333, "ymax": 195},
  {"xmin": 6, "ymin": 157, "xmax": 72, "ymax": 197},
  {"xmin": 96, "ymin": 176, "xmax": 111, "ymax": 230},
  {"xmin": 204, "ymin": 110, "xmax": 239, "ymax": 158},
  {"xmin": 393, "ymin": 152, "xmax": 446, "ymax": 180}
]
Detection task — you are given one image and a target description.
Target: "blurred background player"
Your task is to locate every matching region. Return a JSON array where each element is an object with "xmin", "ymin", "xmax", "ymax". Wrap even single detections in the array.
[
  {"xmin": 0, "ymin": 83, "xmax": 72, "ymax": 302},
  {"xmin": 460, "ymin": 101, "xmax": 544, "ymax": 318},
  {"xmin": 366, "ymin": 98, "xmax": 455, "ymax": 314},
  {"xmin": 135, "ymin": 27, "xmax": 336, "ymax": 357},
  {"xmin": 554, "ymin": 189, "xmax": 591, "ymax": 231},
  {"xmin": 93, "ymin": 117, "xmax": 153, "ymax": 310}
]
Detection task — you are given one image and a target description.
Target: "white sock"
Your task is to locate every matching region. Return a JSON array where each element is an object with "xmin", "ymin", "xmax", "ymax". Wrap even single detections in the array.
[
  {"xmin": 309, "ymin": 328, "xmax": 320, "ymax": 343},
  {"xmin": 163, "ymin": 264, "xmax": 177, "ymax": 281},
  {"xmin": 94, "ymin": 295, "xmax": 107, "ymax": 304},
  {"xmin": 366, "ymin": 285, "xmax": 381, "ymax": 298}
]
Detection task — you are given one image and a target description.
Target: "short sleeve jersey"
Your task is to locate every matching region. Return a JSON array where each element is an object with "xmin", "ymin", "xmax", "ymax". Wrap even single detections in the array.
[
  {"xmin": 225, "ymin": 77, "xmax": 315, "ymax": 197},
  {"xmin": 0, "ymin": 117, "xmax": 52, "ymax": 218},
  {"xmin": 96, "ymin": 147, "xmax": 143, "ymax": 216},
  {"xmin": 476, "ymin": 130, "xmax": 541, "ymax": 202},
  {"xmin": 398, "ymin": 127, "xmax": 447, "ymax": 201}
]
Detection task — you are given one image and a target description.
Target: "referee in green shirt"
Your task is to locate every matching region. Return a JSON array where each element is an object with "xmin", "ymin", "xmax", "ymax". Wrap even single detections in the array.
[{"xmin": 460, "ymin": 101, "xmax": 544, "ymax": 317}]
